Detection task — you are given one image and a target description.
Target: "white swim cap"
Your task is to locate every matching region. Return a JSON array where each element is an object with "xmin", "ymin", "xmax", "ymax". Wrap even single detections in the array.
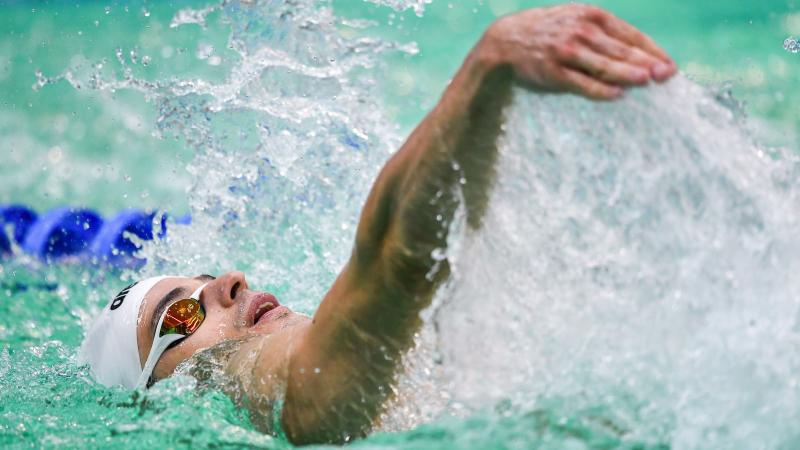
[{"xmin": 78, "ymin": 275, "xmax": 175, "ymax": 389}]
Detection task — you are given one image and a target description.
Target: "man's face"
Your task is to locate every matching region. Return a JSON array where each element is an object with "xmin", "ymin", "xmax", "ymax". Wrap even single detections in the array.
[{"xmin": 135, "ymin": 272, "xmax": 309, "ymax": 382}]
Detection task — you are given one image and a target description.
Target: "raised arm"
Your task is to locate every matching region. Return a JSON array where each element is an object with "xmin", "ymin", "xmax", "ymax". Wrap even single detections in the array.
[{"xmin": 257, "ymin": 5, "xmax": 676, "ymax": 444}]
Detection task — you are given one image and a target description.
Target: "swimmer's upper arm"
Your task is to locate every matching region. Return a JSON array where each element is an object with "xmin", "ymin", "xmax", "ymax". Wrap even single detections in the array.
[{"xmin": 280, "ymin": 38, "xmax": 514, "ymax": 445}]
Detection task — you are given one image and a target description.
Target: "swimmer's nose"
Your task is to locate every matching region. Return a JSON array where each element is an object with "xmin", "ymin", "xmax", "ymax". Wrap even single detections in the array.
[{"xmin": 206, "ymin": 271, "xmax": 248, "ymax": 308}]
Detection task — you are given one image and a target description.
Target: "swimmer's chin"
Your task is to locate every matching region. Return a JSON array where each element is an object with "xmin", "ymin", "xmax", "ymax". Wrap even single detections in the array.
[
  {"xmin": 174, "ymin": 338, "xmax": 247, "ymax": 391},
  {"xmin": 174, "ymin": 313, "xmax": 308, "ymax": 382}
]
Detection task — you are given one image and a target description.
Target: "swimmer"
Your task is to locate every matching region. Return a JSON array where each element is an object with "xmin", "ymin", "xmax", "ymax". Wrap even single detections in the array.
[{"xmin": 80, "ymin": 4, "xmax": 677, "ymax": 445}]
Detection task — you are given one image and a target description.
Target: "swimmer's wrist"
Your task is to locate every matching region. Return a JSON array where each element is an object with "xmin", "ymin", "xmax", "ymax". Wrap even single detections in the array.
[
  {"xmin": 472, "ymin": 24, "xmax": 511, "ymax": 75},
  {"xmin": 442, "ymin": 33, "xmax": 513, "ymax": 112}
]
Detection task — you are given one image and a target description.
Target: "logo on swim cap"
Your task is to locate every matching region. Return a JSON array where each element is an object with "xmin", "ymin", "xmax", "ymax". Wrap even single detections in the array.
[{"xmin": 110, "ymin": 282, "xmax": 137, "ymax": 311}]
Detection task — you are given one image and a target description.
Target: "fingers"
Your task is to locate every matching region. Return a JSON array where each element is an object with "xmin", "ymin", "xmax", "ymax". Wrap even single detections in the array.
[
  {"xmin": 592, "ymin": 12, "xmax": 677, "ymax": 81},
  {"xmin": 595, "ymin": 13, "xmax": 669, "ymax": 61},
  {"xmin": 561, "ymin": 45, "xmax": 649, "ymax": 87},
  {"xmin": 583, "ymin": 31, "xmax": 673, "ymax": 83},
  {"xmin": 491, "ymin": 4, "xmax": 678, "ymax": 100},
  {"xmin": 583, "ymin": 30, "xmax": 657, "ymax": 67},
  {"xmin": 560, "ymin": 67, "xmax": 622, "ymax": 101}
]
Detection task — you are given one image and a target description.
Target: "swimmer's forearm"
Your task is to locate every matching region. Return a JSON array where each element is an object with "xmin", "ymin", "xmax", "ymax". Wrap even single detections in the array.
[
  {"xmin": 376, "ymin": 40, "xmax": 514, "ymax": 283},
  {"xmin": 333, "ymin": 39, "xmax": 514, "ymax": 329},
  {"xmin": 293, "ymin": 42, "xmax": 514, "ymax": 353}
]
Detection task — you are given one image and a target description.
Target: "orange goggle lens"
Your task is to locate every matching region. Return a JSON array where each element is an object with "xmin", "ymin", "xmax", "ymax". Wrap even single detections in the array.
[{"xmin": 159, "ymin": 298, "xmax": 205, "ymax": 337}]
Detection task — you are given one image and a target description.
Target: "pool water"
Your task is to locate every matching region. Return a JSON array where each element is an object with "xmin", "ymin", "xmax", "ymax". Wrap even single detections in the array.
[{"xmin": 2, "ymin": 0, "xmax": 800, "ymax": 448}]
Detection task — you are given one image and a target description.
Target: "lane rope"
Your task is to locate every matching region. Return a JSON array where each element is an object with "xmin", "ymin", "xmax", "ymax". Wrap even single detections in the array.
[{"xmin": 0, "ymin": 204, "xmax": 190, "ymax": 267}]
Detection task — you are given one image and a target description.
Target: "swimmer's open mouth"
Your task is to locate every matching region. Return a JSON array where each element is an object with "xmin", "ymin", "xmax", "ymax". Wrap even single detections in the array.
[{"xmin": 250, "ymin": 293, "xmax": 281, "ymax": 325}]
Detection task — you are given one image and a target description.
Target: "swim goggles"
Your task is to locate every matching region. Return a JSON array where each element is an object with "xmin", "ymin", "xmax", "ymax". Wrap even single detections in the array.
[{"xmin": 136, "ymin": 283, "xmax": 207, "ymax": 388}]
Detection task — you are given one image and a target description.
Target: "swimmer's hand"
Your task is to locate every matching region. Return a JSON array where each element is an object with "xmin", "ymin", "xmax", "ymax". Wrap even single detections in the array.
[{"xmin": 478, "ymin": 4, "xmax": 677, "ymax": 99}]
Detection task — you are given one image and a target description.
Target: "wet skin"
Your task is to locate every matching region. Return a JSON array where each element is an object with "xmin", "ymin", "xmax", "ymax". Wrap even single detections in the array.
[{"xmin": 136, "ymin": 272, "xmax": 309, "ymax": 382}]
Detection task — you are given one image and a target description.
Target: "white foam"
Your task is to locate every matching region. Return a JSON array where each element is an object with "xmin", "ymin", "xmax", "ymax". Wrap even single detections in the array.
[{"xmin": 390, "ymin": 77, "xmax": 800, "ymax": 447}]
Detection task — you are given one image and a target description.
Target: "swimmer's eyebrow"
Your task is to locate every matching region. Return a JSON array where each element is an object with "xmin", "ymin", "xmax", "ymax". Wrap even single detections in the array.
[{"xmin": 149, "ymin": 286, "xmax": 189, "ymax": 340}]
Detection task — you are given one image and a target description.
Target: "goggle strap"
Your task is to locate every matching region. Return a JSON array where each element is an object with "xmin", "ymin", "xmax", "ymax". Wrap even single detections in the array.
[
  {"xmin": 188, "ymin": 284, "xmax": 205, "ymax": 301},
  {"xmin": 136, "ymin": 333, "xmax": 183, "ymax": 389}
]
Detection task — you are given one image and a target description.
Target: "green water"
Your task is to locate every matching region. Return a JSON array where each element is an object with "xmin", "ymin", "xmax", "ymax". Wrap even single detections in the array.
[{"xmin": 1, "ymin": 0, "xmax": 799, "ymax": 448}]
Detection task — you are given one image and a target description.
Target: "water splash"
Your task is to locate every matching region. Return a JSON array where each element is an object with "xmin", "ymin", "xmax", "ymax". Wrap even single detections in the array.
[
  {"xmin": 784, "ymin": 36, "xmax": 799, "ymax": 53},
  {"xmin": 365, "ymin": 0, "xmax": 432, "ymax": 17},
  {"xmin": 35, "ymin": 0, "xmax": 416, "ymax": 312},
  {"xmin": 386, "ymin": 77, "xmax": 800, "ymax": 448},
  {"xmin": 170, "ymin": 3, "xmax": 222, "ymax": 29}
]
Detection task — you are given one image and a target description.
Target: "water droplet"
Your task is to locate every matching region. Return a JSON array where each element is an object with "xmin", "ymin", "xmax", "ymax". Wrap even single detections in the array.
[
  {"xmin": 196, "ymin": 43, "xmax": 214, "ymax": 60},
  {"xmin": 784, "ymin": 37, "xmax": 799, "ymax": 54},
  {"xmin": 47, "ymin": 146, "xmax": 63, "ymax": 164}
]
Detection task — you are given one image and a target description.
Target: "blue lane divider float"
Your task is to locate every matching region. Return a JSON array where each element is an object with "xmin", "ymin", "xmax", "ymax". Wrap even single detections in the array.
[
  {"xmin": 1, "ymin": 205, "xmax": 38, "ymax": 256},
  {"xmin": 2, "ymin": 205, "xmax": 38, "ymax": 244},
  {"xmin": 0, "ymin": 204, "xmax": 188, "ymax": 267},
  {"xmin": 0, "ymin": 227, "xmax": 9, "ymax": 256},
  {"xmin": 88, "ymin": 209, "xmax": 165, "ymax": 268},
  {"xmin": 22, "ymin": 207, "xmax": 104, "ymax": 261}
]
